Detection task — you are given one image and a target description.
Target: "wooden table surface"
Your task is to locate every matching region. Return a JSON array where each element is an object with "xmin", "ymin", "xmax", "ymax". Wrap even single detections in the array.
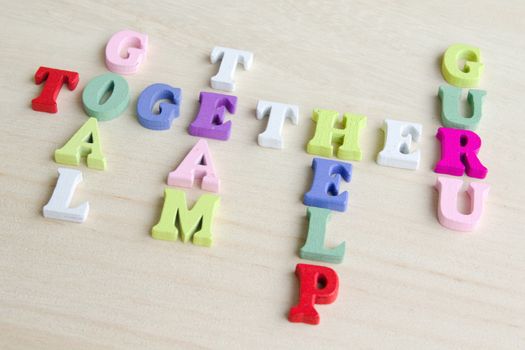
[{"xmin": 1, "ymin": 1, "xmax": 524, "ymax": 349}]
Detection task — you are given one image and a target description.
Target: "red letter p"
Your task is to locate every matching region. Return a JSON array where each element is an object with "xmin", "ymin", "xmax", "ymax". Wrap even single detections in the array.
[{"xmin": 288, "ymin": 263, "xmax": 339, "ymax": 325}]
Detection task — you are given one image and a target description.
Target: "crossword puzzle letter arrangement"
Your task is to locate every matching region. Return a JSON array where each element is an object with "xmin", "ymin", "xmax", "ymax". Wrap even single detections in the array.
[{"xmin": 31, "ymin": 30, "xmax": 490, "ymax": 325}]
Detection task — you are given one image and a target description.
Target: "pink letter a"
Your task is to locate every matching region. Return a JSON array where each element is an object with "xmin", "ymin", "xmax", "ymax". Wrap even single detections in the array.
[{"xmin": 168, "ymin": 139, "xmax": 220, "ymax": 192}]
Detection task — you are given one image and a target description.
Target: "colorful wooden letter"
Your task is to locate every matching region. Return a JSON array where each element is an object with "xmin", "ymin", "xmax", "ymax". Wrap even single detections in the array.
[
  {"xmin": 434, "ymin": 127, "xmax": 487, "ymax": 179},
  {"xmin": 167, "ymin": 139, "xmax": 220, "ymax": 192},
  {"xmin": 210, "ymin": 46, "xmax": 253, "ymax": 92},
  {"xmin": 82, "ymin": 73, "xmax": 130, "ymax": 121},
  {"xmin": 105, "ymin": 30, "xmax": 148, "ymax": 74},
  {"xmin": 300, "ymin": 207, "xmax": 345, "ymax": 264},
  {"xmin": 54, "ymin": 118, "xmax": 107, "ymax": 170},
  {"xmin": 288, "ymin": 263, "xmax": 339, "ymax": 325},
  {"xmin": 43, "ymin": 168, "xmax": 89, "ymax": 223},
  {"xmin": 256, "ymin": 100, "xmax": 299, "ymax": 149},
  {"xmin": 439, "ymin": 84, "xmax": 486, "ymax": 130},
  {"xmin": 442, "ymin": 44, "xmax": 484, "ymax": 88},
  {"xmin": 137, "ymin": 83, "xmax": 182, "ymax": 130},
  {"xmin": 377, "ymin": 119, "xmax": 422, "ymax": 170},
  {"xmin": 307, "ymin": 109, "xmax": 366, "ymax": 160},
  {"xmin": 152, "ymin": 188, "xmax": 220, "ymax": 247},
  {"xmin": 304, "ymin": 158, "xmax": 352, "ymax": 212},
  {"xmin": 31, "ymin": 66, "xmax": 79, "ymax": 113},
  {"xmin": 435, "ymin": 177, "xmax": 490, "ymax": 231},
  {"xmin": 188, "ymin": 92, "xmax": 237, "ymax": 141}
]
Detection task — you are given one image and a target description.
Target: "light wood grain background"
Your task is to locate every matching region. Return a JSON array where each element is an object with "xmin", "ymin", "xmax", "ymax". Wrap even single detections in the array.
[{"xmin": 1, "ymin": 0, "xmax": 524, "ymax": 349}]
